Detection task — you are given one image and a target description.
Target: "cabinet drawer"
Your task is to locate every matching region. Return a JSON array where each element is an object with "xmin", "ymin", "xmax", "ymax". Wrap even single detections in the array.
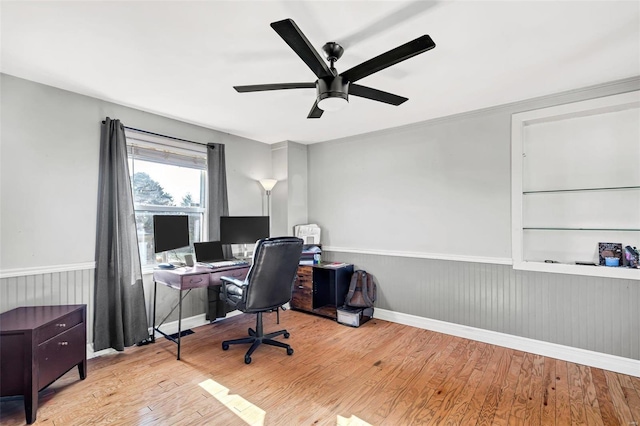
[
  {"xmin": 297, "ymin": 266, "xmax": 312, "ymax": 279},
  {"xmin": 211, "ymin": 267, "xmax": 249, "ymax": 286},
  {"xmin": 291, "ymin": 288, "xmax": 313, "ymax": 312},
  {"xmin": 295, "ymin": 267, "xmax": 312, "ymax": 291},
  {"xmin": 179, "ymin": 274, "xmax": 209, "ymax": 290},
  {"xmin": 38, "ymin": 323, "xmax": 85, "ymax": 389},
  {"xmin": 38, "ymin": 309, "xmax": 83, "ymax": 344},
  {"xmin": 294, "ymin": 276, "xmax": 312, "ymax": 292}
]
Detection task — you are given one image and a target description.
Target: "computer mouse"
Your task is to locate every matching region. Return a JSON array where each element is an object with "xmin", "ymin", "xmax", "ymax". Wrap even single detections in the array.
[{"xmin": 157, "ymin": 263, "xmax": 175, "ymax": 269}]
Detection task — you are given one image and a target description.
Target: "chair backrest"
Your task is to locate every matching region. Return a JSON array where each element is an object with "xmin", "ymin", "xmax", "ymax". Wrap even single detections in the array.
[{"xmin": 243, "ymin": 237, "xmax": 304, "ymax": 312}]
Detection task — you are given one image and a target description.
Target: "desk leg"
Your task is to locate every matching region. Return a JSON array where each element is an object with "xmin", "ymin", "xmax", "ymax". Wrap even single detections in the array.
[
  {"xmin": 151, "ymin": 280, "xmax": 157, "ymax": 343},
  {"xmin": 177, "ymin": 291, "xmax": 183, "ymax": 360}
]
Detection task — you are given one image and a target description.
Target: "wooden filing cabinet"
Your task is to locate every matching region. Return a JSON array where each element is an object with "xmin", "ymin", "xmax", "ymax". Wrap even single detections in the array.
[
  {"xmin": 0, "ymin": 305, "xmax": 87, "ymax": 424},
  {"xmin": 291, "ymin": 265, "xmax": 314, "ymax": 312},
  {"xmin": 291, "ymin": 263, "xmax": 354, "ymax": 319}
]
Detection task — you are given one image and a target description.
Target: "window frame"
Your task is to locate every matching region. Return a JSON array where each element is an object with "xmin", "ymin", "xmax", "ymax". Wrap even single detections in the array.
[{"xmin": 125, "ymin": 129, "xmax": 208, "ymax": 272}]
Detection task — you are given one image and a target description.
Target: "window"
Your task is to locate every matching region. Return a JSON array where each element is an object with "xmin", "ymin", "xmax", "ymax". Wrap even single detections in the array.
[{"xmin": 126, "ymin": 130, "xmax": 207, "ymax": 268}]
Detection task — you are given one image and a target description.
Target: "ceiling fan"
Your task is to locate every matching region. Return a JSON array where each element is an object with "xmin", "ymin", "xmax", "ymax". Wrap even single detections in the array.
[{"xmin": 233, "ymin": 19, "xmax": 436, "ymax": 118}]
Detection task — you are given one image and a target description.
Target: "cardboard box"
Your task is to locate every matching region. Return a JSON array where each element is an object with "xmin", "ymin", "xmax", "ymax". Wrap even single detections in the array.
[{"xmin": 337, "ymin": 306, "xmax": 373, "ymax": 327}]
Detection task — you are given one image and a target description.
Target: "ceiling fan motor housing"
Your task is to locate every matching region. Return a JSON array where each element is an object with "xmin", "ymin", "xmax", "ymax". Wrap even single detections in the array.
[{"xmin": 317, "ymin": 75, "xmax": 349, "ymax": 103}]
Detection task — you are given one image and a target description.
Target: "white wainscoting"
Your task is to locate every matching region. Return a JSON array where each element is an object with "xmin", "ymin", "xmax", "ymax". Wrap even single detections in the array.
[{"xmin": 0, "ymin": 265, "xmax": 95, "ymax": 343}]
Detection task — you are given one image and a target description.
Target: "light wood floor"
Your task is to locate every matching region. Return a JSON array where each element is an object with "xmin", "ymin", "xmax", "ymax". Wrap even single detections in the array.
[{"xmin": 1, "ymin": 310, "xmax": 639, "ymax": 425}]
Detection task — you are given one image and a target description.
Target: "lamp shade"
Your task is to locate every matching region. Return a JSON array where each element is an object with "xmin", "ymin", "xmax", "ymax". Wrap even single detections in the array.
[
  {"xmin": 259, "ymin": 179, "xmax": 278, "ymax": 192},
  {"xmin": 318, "ymin": 96, "xmax": 348, "ymax": 112}
]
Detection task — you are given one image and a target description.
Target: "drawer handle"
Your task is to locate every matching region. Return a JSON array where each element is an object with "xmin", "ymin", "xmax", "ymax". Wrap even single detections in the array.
[
  {"xmin": 189, "ymin": 278, "xmax": 204, "ymax": 284},
  {"xmin": 58, "ymin": 341, "xmax": 69, "ymax": 346},
  {"xmin": 56, "ymin": 323, "xmax": 67, "ymax": 328},
  {"xmin": 298, "ymin": 285, "xmax": 304, "ymax": 289}
]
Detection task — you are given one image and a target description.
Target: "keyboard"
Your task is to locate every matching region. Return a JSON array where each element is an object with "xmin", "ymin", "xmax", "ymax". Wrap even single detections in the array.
[{"xmin": 198, "ymin": 260, "xmax": 249, "ymax": 269}]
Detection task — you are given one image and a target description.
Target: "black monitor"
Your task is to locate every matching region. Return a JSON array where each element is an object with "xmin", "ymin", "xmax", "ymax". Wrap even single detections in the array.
[
  {"xmin": 153, "ymin": 215, "xmax": 189, "ymax": 253},
  {"xmin": 219, "ymin": 216, "xmax": 269, "ymax": 245}
]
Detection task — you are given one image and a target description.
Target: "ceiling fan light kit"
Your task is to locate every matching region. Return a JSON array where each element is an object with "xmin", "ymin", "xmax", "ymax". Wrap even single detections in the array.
[
  {"xmin": 317, "ymin": 76, "xmax": 349, "ymax": 111},
  {"xmin": 234, "ymin": 18, "xmax": 435, "ymax": 118}
]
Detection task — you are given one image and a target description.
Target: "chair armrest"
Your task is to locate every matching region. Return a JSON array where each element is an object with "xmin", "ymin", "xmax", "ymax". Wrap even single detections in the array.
[
  {"xmin": 221, "ymin": 277, "xmax": 247, "ymax": 300},
  {"xmin": 220, "ymin": 276, "xmax": 245, "ymax": 287}
]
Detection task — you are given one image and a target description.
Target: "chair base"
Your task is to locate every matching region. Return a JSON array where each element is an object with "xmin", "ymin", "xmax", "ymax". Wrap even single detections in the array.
[{"xmin": 222, "ymin": 312, "xmax": 293, "ymax": 364}]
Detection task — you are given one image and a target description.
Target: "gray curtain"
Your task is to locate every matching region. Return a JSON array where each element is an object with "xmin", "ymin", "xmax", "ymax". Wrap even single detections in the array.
[
  {"xmin": 94, "ymin": 118, "xmax": 149, "ymax": 351},
  {"xmin": 206, "ymin": 143, "xmax": 230, "ymax": 319}
]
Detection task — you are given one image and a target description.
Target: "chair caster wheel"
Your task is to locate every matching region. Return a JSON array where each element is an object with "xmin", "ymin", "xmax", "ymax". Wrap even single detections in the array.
[
  {"xmin": 287, "ymin": 348, "xmax": 294, "ymax": 356},
  {"xmin": 222, "ymin": 343, "xmax": 229, "ymax": 350},
  {"xmin": 244, "ymin": 355, "xmax": 252, "ymax": 364},
  {"xmin": 284, "ymin": 332, "xmax": 290, "ymax": 339}
]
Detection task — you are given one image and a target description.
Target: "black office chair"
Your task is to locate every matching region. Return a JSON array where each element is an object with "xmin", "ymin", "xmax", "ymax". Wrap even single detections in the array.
[{"xmin": 220, "ymin": 237, "xmax": 303, "ymax": 364}]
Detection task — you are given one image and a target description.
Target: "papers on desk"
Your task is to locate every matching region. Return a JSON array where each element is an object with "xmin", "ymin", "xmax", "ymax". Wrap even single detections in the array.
[
  {"xmin": 294, "ymin": 224, "xmax": 321, "ymax": 245},
  {"xmin": 323, "ymin": 262, "xmax": 348, "ymax": 268}
]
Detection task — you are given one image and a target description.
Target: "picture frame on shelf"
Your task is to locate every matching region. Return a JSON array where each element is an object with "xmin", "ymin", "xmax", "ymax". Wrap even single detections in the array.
[{"xmin": 598, "ymin": 242, "xmax": 622, "ymax": 266}]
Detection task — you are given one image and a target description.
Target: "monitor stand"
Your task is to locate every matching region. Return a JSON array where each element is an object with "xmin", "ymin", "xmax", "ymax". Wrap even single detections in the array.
[{"xmin": 233, "ymin": 244, "xmax": 252, "ymax": 261}]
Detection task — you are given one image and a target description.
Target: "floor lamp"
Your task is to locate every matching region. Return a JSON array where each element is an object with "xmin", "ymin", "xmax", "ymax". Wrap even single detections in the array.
[{"xmin": 259, "ymin": 179, "xmax": 278, "ymax": 216}]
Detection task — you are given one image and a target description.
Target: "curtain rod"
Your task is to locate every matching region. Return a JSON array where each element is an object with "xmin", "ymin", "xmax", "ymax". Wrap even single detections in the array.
[
  {"xmin": 125, "ymin": 126, "xmax": 209, "ymax": 146},
  {"xmin": 101, "ymin": 120, "xmax": 209, "ymax": 146}
]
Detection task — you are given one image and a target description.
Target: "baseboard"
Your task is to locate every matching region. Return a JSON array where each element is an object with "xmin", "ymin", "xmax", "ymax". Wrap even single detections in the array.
[
  {"xmin": 86, "ymin": 310, "xmax": 244, "ymax": 359},
  {"xmin": 374, "ymin": 308, "xmax": 640, "ymax": 378}
]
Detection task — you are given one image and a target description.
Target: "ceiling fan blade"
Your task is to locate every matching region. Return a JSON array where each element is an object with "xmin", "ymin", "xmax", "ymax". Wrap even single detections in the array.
[
  {"xmin": 349, "ymin": 84, "xmax": 408, "ymax": 106},
  {"xmin": 234, "ymin": 83, "xmax": 315, "ymax": 93},
  {"xmin": 340, "ymin": 35, "xmax": 435, "ymax": 83},
  {"xmin": 271, "ymin": 19, "xmax": 333, "ymax": 79},
  {"xmin": 307, "ymin": 100, "xmax": 324, "ymax": 118}
]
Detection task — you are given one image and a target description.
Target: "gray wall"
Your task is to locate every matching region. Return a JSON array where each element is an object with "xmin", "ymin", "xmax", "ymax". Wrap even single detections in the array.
[
  {"xmin": 286, "ymin": 141, "xmax": 309, "ymax": 235},
  {"xmin": 1, "ymin": 73, "xmax": 271, "ymax": 270},
  {"xmin": 0, "ymin": 73, "xmax": 271, "ymax": 332},
  {"xmin": 269, "ymin": 141, "xmax": 309, "ymax": 237},
  {"xmin": 311, "ymin": 77, "xmax": 640, "ymax": 360}
]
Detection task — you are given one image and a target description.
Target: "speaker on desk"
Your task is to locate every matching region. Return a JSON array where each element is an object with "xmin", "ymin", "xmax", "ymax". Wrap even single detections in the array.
[{"xmin": 185, "ymin": 254, "xmax": 194, "ymax": 267}]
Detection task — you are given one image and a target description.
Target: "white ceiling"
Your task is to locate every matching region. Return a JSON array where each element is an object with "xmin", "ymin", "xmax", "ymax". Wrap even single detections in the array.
[{"xmin": 1, "ymin": 1, "xmax": 639, "ymax": 144}]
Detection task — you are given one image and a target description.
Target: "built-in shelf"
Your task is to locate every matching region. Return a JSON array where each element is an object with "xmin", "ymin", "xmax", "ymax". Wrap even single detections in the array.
[
  {"xmin": 523, "ymin": 186, "xmax": 640, "ymax": 194},
  {"xmin": 523, "ymin": 227, "xmax": 640, "ymax": 232},
  {"xmin": 514, "ymin": 260, "xmax": 640, "ymax": 280},
  {"xmin": 512, "ymin": 90, "xmax": 640, "ymax": 280}
]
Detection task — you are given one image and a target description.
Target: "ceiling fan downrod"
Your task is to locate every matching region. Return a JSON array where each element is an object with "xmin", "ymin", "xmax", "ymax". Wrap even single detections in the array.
[{"xmin": 322, "ymin": 42, "xmax": 344, "ymax": 73}]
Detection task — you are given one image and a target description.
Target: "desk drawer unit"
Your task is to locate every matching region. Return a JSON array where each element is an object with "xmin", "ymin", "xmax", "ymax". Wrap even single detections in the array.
[
  {"xmin": 210, "ymin": 267, "xmax": 249, "ymax": 286},
  {"xmin": 38, "ymin": 308, "xmax": 83, "ymax": 343},
  {"xmin": 291, "ymin": 266, "xmax": 313, "ymax": 312},
  {"xmin": 179, "ymin": 274, "xmax": 209, "ymax": 290},
  {"xmin": 38, "ymin": 322, "xmax": 85, "ymax": 389}
]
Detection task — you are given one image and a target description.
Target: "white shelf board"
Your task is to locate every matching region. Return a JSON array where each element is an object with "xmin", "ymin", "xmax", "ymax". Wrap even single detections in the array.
[{"xmin": 513, "ymin": 260, "xmax": 640, "ymax": 280}]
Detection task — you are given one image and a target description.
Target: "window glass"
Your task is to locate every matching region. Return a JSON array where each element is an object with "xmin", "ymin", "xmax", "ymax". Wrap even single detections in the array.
[{"xmin": 126, "ymin": 134, "xmax": 206, "ymax": 268}]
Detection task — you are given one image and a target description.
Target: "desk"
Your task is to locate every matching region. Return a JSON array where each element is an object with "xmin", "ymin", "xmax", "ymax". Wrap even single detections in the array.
[{"xmin": 152, "ymin": 264, "xmax": 249, "ymax": 360}]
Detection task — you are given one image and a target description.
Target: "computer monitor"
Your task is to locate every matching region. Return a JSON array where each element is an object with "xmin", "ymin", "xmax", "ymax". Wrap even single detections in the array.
[
  {"xmin": 153, "ymin": 215, "xmax": 189, "ymax": 253},
  {"xmin": 219, "ymin": 216, "xmax": 270, "ymax": 245}
]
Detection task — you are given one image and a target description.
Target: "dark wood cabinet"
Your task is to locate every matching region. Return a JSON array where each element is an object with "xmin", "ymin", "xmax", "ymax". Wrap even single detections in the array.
[
  {"xmin": 291, "ymin": 263, "xmax": 354, "ymax": 319},
  {"xmin": 0, "ymin": 305, "xmax": 87, "ymax": 424}
]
